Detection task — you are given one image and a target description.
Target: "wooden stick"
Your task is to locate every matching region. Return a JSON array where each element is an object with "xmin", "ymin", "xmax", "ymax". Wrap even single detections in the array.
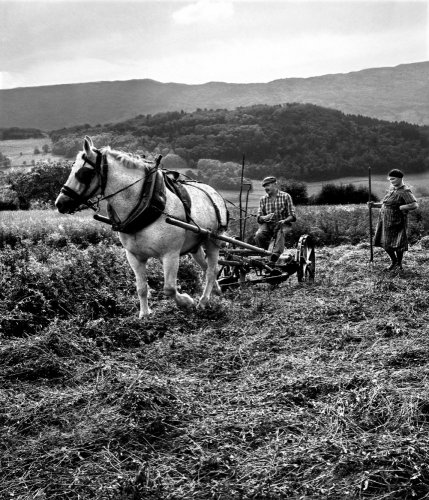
[
  {"xmin": 238, "ymin": 153, "xmax": 245, "ymax": 240},
  {"xmin": 165, "ymin": 216, "xmax": 273, "ymax": 256},
  {"xmin": 368, "ymin": 166, "xmax": 374, "ymax": 262}
]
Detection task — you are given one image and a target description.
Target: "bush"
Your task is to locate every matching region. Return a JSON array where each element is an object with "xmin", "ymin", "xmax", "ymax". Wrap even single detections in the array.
[
  {"xmin": 312, "ymin": 183, "xmax": 378, "ymax": 205},
  {"xmin": 0, "ymin": 185, "xmax": 19, "ymax": 210},
  {"xmin": 51, "ymin": 136, "xmax": 83, "ymax": 158},
  {"xmin": 229, "ymin": 200, "xmax": 426, "ymax": 248},
  {"xmin": 278, "ymin": 178, "xmax": 309, "ymax": 205},
  {"xmin": 195, "ymin": 159, "xmax": 252, "ymax": 190},
  {"xmin": 161, "ymin": 153, "xmax": 188, "ymax": 170},
  {"xmin": 3, "ymin": 161, "xmax": 72, "ymax": 209},
  {"xmin": 0, "ymin": 152, "xmax": 11, "ymax": 169}
]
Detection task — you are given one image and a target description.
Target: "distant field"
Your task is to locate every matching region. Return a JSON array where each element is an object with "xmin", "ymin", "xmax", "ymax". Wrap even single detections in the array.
[
  {"xmin": 2, "ymin": 138, "xmax": 428, "ymax": 206},
  {"xmin": 0, "ymin": 137, "xmax": 63, "ymax": 169},
  {"xmin": 218, "ymin": 185, "xmax": 264, "ymax": 211}
]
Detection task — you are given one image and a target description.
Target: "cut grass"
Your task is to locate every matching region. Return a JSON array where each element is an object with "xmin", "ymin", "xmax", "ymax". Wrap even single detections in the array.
[{"xmin": 1, "ymin": 214, "xmax": 429, "ymax": 498}]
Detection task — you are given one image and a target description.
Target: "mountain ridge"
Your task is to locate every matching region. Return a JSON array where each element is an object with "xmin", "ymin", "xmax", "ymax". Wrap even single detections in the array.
[{"xmin": 1, "ymin": 61, "xmax": 428, "ymax": 130}]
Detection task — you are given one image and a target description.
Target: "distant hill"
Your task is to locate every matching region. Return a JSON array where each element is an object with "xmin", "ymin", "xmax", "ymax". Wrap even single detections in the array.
[
  {"xmin": 1, "ymin": 62, "xmax": 428, "ymax": 130},
  {"xmin": 50, "ymin": 103, "xmax": 429, "ymax": 182}
]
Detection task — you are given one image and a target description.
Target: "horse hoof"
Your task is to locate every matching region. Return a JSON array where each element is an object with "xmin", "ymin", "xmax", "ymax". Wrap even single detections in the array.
[
  {"xmin": 176, "ymin": 293, "xmax": 195, "ymax": 309},
  {"xmin": 139, "ymin": 309, "xmax": 152, "ymax": 319}
]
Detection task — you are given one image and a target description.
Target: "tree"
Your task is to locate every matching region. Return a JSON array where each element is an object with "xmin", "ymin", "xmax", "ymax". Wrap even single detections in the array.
[
  {"xmin": 0, "ymin": 152, "xmax": 11, "ymax": 169},
  {"xmin": 4, "ymin": 160, "xmax": 72, "ymax": 209},
  {"xmin": 312, "ymin": 183, "xmax": 378, "ymax": 205},
  {"xmin": 0, "ymin": 185, "xmax": 19, "ymax": 210},
  {"xmin": 48, "ymin": 102, "xmax": 429, "ymax": 181}
]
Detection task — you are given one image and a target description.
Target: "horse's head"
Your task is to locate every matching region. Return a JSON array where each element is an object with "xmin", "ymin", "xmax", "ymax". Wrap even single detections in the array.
[{"xmin": 55, "ymin": 136, "xmax": 105, "ymax": 213}]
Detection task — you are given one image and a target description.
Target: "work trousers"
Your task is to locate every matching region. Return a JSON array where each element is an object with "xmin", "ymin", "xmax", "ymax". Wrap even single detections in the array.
[{"xmin": 255, "ymin": 222, "xmax": 292, "ymax": 254}]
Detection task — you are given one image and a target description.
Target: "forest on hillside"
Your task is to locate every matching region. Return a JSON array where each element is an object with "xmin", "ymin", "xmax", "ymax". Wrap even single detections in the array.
[
  {"xmin": 0, "ymin": 127, "xmax": 45, "ymax": 141},
  {"xmin": 49, "ymin": 103, "xmax": 429, "ymax": 181}
]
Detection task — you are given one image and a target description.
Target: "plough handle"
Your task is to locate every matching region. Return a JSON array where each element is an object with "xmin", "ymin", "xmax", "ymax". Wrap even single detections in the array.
[{"xmin": 165, "ymin": 217, "xmax": 272, "ymax": 256}]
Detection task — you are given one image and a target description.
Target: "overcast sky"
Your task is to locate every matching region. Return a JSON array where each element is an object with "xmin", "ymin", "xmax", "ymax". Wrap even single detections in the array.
[{"xmin": 1, "ymin": 0, "xmax": 428, "ymax": 90}]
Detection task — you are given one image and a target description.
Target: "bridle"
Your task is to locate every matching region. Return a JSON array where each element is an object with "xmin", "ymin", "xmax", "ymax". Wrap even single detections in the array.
[
  {"xmin": 60, "ymin": 150, "xmax": 108, "ymax": 212},
  {"xmin": 60, "ymin": 149, "xmax": 160, "ymax": 213}
]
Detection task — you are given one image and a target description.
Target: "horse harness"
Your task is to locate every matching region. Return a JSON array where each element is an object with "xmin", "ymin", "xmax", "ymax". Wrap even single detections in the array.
[{"xmin": 60, "ymin": 150, "xmax": 226, "ymax": 234}]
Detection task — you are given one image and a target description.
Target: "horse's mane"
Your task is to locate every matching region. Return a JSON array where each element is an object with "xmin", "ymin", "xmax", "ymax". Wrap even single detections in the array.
[{"xmin": 100, "ymin": 146, "xmax": 154, "ymax": 172}]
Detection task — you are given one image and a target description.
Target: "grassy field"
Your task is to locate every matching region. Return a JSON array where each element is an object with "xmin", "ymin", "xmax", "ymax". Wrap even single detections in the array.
[
  {"xmin": 0, "ymin": 137, "xmax": 63, "ymax": 169},
  {"xmin": 1, "ymin": 208, "xmax": 429, "ymax": 499}
]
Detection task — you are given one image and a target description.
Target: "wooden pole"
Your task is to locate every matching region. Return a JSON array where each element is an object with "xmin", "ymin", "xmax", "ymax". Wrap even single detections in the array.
[
  {"xmin": 238, "ymin": 153, "xmax": 245, "ymax": 240},
  {"xmin": 368, "ymin": 166, "xmax": 374, "ymax": 262},
  {"xmin": 165, "ymin": 216, "xmax": 273, "ymax": 256}
]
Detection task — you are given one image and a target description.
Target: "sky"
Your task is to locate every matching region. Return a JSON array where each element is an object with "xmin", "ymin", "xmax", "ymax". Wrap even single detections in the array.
[{"xmin": 1, "ymin": 0, "xmax": 428, "ymax": 89}]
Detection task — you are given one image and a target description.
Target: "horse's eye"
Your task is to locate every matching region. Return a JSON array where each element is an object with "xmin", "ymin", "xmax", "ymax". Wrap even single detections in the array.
[{"xmin": 75, "ymin": 166, "xmax": 95, "ymax": 184}]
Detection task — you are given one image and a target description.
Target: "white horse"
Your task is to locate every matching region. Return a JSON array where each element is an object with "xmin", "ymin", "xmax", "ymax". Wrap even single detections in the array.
[{"xmin": 55, "ymin": 136, "xmax": 228, "ymax": 318}]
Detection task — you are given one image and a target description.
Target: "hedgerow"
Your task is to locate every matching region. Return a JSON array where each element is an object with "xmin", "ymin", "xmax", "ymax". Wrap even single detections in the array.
[{"xmin": 230, "ymin": 200, "xmax": 427, "ymax": 247}]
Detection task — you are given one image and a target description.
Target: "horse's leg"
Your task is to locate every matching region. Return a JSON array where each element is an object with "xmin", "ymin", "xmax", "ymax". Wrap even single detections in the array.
[
  {"xmin": 126, "ymin": 251, "xmax": 151, "ymax": 318},
  {"xmin": 192, "ymin": 246, "xmax": 222, "ymax": 296},
  {"xmin": 198, "ymin": 240, "xmax": 221, "ymax": 309},
  {"xmin": 162, "ymin": 253, "xmax": 195, "ymax": 309}
]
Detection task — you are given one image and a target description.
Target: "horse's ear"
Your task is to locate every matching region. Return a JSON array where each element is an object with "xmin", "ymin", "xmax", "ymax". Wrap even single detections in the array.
[{"xmin": 83, "ymin": 136, "xmax": 93, "ymax": 155}]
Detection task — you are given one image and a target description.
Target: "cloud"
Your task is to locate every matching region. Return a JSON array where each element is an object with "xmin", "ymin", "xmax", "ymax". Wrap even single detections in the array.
[
  {"xmin": 172, "ymin": 0, "xmax": 234, "ymax": 25},
  {"xmin": 0, "ymin": 72, "xmax": 19, "ymax": 90},
  {"xmin": 133, "ymin": 25, "xmax": 427, "ymax": 85}
]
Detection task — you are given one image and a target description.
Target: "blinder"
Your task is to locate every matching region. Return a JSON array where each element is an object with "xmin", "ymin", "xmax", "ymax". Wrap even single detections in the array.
[
  {"xmin": 75, "ymin": 165, "xmax": 96, "ymax": 184},
  {"xmin": 60, "ymin": 150, "xmax": 106, "ymax": 209}
]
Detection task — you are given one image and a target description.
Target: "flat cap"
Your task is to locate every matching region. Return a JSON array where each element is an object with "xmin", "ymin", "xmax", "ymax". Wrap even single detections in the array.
[{"xmin": 262, "ymin": 176, "xmax": 277, "ymax": 187}]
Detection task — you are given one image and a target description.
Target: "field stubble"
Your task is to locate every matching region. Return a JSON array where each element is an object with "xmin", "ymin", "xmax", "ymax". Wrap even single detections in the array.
[{"xmin": 1, "ymin": 208, "xmax": 429, "ymax": 499}]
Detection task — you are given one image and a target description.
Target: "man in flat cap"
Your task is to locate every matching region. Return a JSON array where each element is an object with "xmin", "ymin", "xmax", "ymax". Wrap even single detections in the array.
[{"xmin": 255, "ymin": 176, "xmax": 296, "ymax": 262}]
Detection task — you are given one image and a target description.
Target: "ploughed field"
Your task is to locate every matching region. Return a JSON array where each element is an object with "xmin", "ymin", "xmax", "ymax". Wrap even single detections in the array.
[{"xmin": 1, "ymin": 207, "xmax": 429, "ymax": 499}]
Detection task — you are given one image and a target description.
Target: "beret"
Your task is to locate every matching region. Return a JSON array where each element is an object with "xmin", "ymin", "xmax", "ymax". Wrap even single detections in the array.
[{"xmin": 388, "ymin": 169, "xmax": 404, "ymax": 178}]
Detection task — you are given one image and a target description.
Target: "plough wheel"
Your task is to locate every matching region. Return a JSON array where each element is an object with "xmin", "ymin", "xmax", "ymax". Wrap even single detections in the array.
[{"xmin": 296, "ymin": 234, "xmax": 315, "ymax": 282}]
